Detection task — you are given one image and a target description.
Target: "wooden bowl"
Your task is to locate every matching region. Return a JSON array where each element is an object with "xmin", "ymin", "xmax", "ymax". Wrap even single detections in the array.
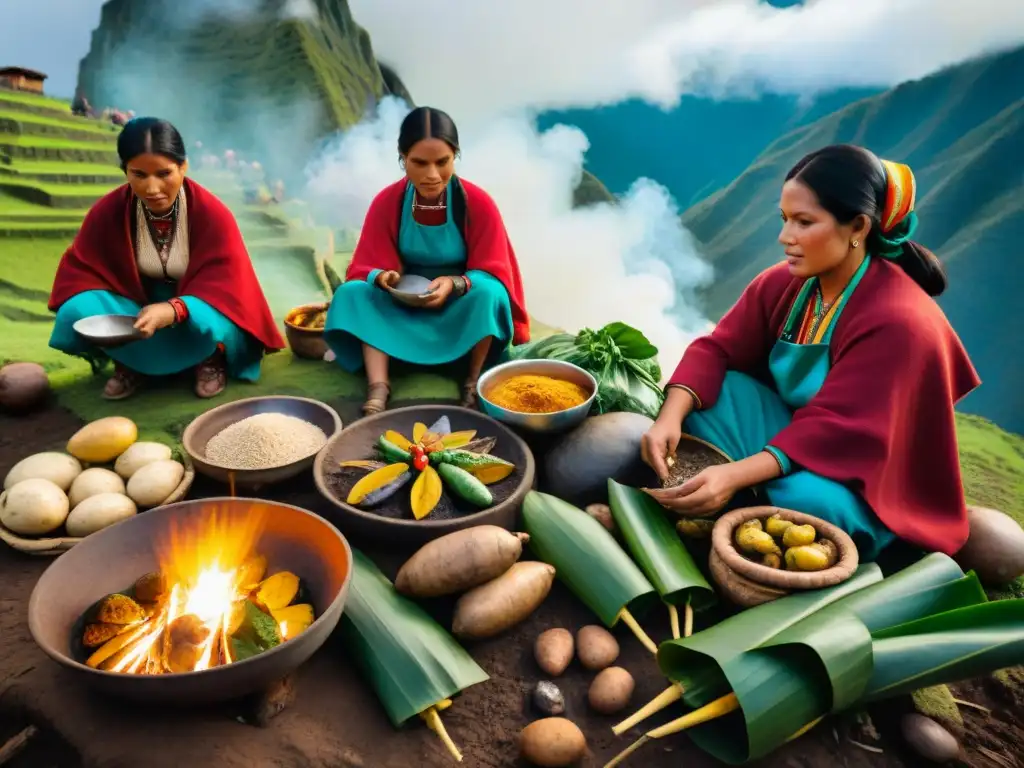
[
  {"xmin": 182, "ymin": 396, "xmax": 342, "ymax": 491},
  {"xmin": 313, "ymin": 405, "xmax": 536, "ymax": 549},
  {"xmin": 710, "ymin": 506, "xmax": 859, "ymax": 607},
  {"xmin": 27, "ymin": 497, "xmax": 352, "ymax": 705},
  {"xmin": 284, "ymin": 302, "xmax": 329, "ymax": 360},
  {"xmin": 0, "ymin": 452, "xmax": 195, "ymax": 556}
]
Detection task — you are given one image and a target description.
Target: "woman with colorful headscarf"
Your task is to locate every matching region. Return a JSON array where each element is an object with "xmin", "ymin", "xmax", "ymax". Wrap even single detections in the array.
[{"xmin": 640, "ymin": 144, "xmax": 980, "ymax": 561}]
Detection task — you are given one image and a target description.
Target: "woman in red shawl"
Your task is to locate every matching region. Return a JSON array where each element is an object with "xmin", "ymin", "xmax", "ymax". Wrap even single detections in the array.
[
  {"xmin": 641, "ymin": 145, "xmax": 979, "ymax": 561},
  {"xmin": 48, "ymin": 118, "xmax": 284, "ymax": 400},
  {"xmin": 323, "ymin": 106, "xmax": 529, "ymax": 414}
]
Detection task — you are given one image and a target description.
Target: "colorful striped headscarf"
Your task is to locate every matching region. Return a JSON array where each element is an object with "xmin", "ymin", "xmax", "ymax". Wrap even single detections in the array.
[{"xmin": 879, "ymin": 159, "xmax": 916, "ymax": 233}]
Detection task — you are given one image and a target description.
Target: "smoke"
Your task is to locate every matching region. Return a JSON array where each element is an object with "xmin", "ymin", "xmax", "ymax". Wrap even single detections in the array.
[
  {"xmin": 304, "ymin": 98, "xmax": 714, "ymax": 372},
  {"xmin": 351, "ymin": 0, "xmax": 1024, "ymax": 119}
]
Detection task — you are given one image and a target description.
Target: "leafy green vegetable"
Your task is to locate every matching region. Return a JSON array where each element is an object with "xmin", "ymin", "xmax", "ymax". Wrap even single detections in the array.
[
  {"xmin": 232, "ymin": 599, "xmax": 282, "ymax": 651},
  {"xmin": 510, "ymin": 322, "xmax": 665, "ymax": 418}
]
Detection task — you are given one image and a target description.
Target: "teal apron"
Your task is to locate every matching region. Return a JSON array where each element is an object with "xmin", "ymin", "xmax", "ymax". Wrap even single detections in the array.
[
  {"xmin": 324, "ymin": 179, "xmax": 514, "ymax": 372},
  {"xmin": 684, "ymin": 256, "xmax": 896, "ymax": 561}
]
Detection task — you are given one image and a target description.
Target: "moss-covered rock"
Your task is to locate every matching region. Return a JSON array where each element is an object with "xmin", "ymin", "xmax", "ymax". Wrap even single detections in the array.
[{"xmin": 911, "ymin": 685, "xmax": 964, "ymax": 737}]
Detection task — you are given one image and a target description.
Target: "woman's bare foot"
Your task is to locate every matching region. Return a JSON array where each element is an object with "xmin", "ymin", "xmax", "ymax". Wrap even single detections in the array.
[
  {"xmin": 102, "ymin": 365, "xmax": 142, "ymax": 400},
  {"xmin": 363, "ymin": 381, "xmax": 390, "ymax": 415},
  {"xmin": 195, "ymin": 350, "xmax": 227, "ymax": 399}
]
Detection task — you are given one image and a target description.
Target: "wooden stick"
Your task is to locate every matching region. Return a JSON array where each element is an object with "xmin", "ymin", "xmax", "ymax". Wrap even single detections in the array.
[
  {"xmin": 0, "ymin": 726, "xmax": 37, "ymax": 765},
  {"xmin": 605, "ymin": 694, "xmax": 740, "ymax": 768},
  {"xmin": 616, "ymin": 607, "xmax": 657, "ymax": 655},
  {"xmin": 684, "ymin": 602, "xmax": 694, "ymax": 638},
  {"xmin": 421, "ymin": 706, "xmax": 463, "ymax": 762},
  {"xmin": 668, "ymin": 603, "xmax": 680, "ymax": 640},
  {"xmin": 612, "ymin": 685, "xmax": 682, "ymax": 736},
  {"xmin": 228, "ymin": 471, "xmax": 236, "ymax": 498},
  {"xmin": 952, "ymin": 697, "xmax": 991, "ymax": 714}
]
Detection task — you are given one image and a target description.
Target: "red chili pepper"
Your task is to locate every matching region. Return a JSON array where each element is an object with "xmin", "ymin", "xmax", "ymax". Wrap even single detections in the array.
[
  {"xmin": 411, "ymin": 444, "xmax": 424, "ymax": 458},
  {"xmin": 413, "ymin": 453, "xmax": 428, "ymax": 471}
]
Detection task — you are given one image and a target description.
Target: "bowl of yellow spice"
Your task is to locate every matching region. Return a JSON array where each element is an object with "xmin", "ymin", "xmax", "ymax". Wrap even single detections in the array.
[
  {"xmin": 708, "ymin": 506, "xmax": 859, "ymax": 608},
  {"xmin": 477, "ymin": 359, "xmax": 597, "ymax": 434}
]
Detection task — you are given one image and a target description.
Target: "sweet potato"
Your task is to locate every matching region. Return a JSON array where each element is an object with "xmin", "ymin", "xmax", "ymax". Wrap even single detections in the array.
[
  {"xmin": 452, "ymin": 561, "xmax": 556, "ymax": 640},
  {"xmin": 395, "ymin": 525, "xmax": 530, "ymax": 598},
  {"xmin": 534, "ymin": 628, "xmax": 574, "ymax": 676}
]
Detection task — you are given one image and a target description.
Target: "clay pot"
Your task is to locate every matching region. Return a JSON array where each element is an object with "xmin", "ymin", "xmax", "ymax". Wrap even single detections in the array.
[
  {"xmin": 955, "ymin": 506, "xmax": 1024, "ymax": 585},
  {"xmin": 0, "ymin": 362, "xmax": 50, "ymax": 414},
  {"xmin": 543, "ymin": 411, "xmax": 654, "ymax": 506}
]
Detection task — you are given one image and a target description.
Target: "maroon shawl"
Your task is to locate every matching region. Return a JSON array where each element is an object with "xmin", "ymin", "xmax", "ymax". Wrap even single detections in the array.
[{"xmin": 669, "ymin": 259, "xmax": 980, "ymax": 555}]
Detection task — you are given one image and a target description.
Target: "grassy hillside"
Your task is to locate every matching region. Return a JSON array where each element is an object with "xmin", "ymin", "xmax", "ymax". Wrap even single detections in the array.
[{"xmin": 681, "ymin": 46, "xmax": 1024, "ymax": 433}]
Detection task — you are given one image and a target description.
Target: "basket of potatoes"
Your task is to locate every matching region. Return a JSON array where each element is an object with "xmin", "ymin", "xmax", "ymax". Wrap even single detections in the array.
[{"xmin": 708, "ymin": 506, "xmax": 859, "ymax": 608}]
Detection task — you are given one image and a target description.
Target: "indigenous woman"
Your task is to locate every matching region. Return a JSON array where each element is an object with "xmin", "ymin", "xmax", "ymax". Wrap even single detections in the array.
[
  {"xmin": 48, "ymin": 118, "xmax": 284, "ymax": 400},
  {"xmin": 323, "ymin": 106, "xmax": 529, "ymax": 414},
  {"xmin": 641, "ymin": 145, "xmax": 979, "ymax": 561}
]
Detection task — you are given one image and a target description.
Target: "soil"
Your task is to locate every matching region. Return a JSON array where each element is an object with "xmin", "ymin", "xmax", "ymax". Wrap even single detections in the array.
[
  {"xmin": 663, "ymin": 438, "xmax": 730, "ymax": 489},
  {"xmin": 1, "ymin": 404, "xmax": 1022, "ymax": 768}
]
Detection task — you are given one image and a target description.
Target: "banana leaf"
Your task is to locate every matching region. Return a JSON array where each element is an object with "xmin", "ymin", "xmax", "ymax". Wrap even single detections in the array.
[
  {"xmin": 336, "ymin": 549, "xmax": 489, "ymax": 726},
  {"xmin": 607, "ymin": 479, "xmax": 715, "ymax": 611},
  {"xmin": 864, "ymin": 597, "xmax": 1024, "ymax": 700},
  {"xmin": 657, "ymin": 554, "xmax": 980, "ymax": 764},
  {"xmin": 522, "ymin": 490, "xmax": 658, "ymax": 627}
]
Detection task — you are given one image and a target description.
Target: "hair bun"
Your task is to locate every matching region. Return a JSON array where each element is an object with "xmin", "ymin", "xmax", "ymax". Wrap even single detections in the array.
[{"xmin": 899, "ymin": 241, "xmax": 947, "ymax": 297}]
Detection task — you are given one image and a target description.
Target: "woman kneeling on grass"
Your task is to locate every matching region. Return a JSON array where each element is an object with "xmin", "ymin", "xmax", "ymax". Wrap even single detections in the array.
[
  {"xmin": 48, "ymin": 117, "xmax": 284, "ymax": 400},
  {"xmin": 641, "ymin": 144, "xmax": 980, "ymax": 562},
  {"xmin": 323, "ymin": 106, "xmax": 530, "ymax": 414}
]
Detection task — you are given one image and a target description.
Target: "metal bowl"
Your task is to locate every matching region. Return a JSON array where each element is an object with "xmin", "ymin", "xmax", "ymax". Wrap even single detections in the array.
[
  {"xmin": 182, "ymin": 396, "xmax": 342, "ymax": 491},
  {"xmin": 313, "ymin": 405, "xmax": 536, "ymax": 548},
  {"xmin": 386, "ymin": 274, "xmax": 434, "ymax": 308},
  {"xmin": 477, "ymin": 359, "xmax": 597, "ymax": 435},
  {"xmin": 27, "ymin": 497, "xmax": 352, "ymax": 705},
  {"xmin": 73, "ymin": 314, "xmax": 144, "ymax": 348}
]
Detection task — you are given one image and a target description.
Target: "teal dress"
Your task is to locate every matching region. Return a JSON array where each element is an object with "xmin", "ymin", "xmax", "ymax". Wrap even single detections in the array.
[
  {"xmin": 683, "ymin": 256, "xmax": 896, "ymax": 561},
  {"xmin": 49, "ymin": 280, "xmax": 264, "ymax": 380},
  {"xmin": 323, "ymin": 180, "xmax": 514, "ymax": 372}
]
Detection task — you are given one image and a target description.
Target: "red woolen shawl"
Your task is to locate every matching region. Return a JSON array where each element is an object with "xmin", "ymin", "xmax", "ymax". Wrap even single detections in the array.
[
  {"xmin": 48, "ymin": 178, "xmax": 285, "ymax": 352},
  {"xmin": 669, "ymin": 259, "xmax": 980, "ymax": 555},
  {"xmin": 345, "ymin": 177, "xmax": 531, "ymax": 344}
]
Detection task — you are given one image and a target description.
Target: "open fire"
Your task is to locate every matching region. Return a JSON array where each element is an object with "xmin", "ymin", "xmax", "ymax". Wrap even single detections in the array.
[{"xmin": 78, "ymin": 504, "xmax": 315, "ymax": 674}]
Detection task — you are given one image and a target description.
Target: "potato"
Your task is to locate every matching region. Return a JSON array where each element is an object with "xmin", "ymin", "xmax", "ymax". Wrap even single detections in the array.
[
  {"xmin": 955, "ymin": 506, "xmax": 1024, "ymax": 585},
  {"xmin": 576, "ymin": 625, "xmax": 619, "ymax": 671},
  {"xmin": 0, "ymin": 362, "xmax": 50, "ymax": 413},
  {"xmin": 901, "ymin": 713, "xmax": 960, "ymax": 763},
  {"xmin": 69, "ymin": 467, "xmax": 126, "ymax": 508},
  {"xmin": 67, "ymin": 416, "xmax": 138, "ymax": 463},
  {"xmin": 66, "ymin": 492, "xmax": 137, "ymax": 537},
  {"xmin": 395, "ymin": 525, "xmax": 529, "ymax": 598},
  {"xmin": 534, "ymin": 628, "xmax": 574, "ymax": 677},
  {"xmin": 126, "ymin": 460, "xmax": 184, "ymax": 507},
  {"xmin": 4, "ymin": 452, "xmax": 82, "ymax": 492},
  {"xmin": 452, "ymin": 561, "xmax": 556, "ymax": 640},
  {"xmin": 519, "ymin": 717, "xmax": 586, "ymax": 767},
  {"xmin": 584, "ymin": 503, "xmax": 616, "ymax": 534},
  {"xmin": 0, "ymin": 478, "xmax": 69, "ymax": 535},
  {"xmin": 114, "ymin": 441, "xmax": 173, "ymax": 480},
  {"xmin": 588, "ymin": 666, "xmax": 635, "ymax": 714}
]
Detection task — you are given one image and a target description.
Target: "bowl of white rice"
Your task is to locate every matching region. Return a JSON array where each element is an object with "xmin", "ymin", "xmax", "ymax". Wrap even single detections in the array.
[{"xmin": 182, "ymin": 396, "xmax": 342, "ymax": 490}]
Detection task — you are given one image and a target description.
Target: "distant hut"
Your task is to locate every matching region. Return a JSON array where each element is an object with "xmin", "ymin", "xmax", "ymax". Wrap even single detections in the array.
[{"xmin": 0, "ymin": 67, "xmax": 48, "ymax": 94}]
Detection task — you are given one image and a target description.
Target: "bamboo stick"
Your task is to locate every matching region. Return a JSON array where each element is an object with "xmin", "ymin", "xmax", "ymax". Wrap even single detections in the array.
[
  {"xmin": 604, "ymin": 693, "xmax": 740, "ymax": 768},
  {"xmin": 612, "ymin": 685, "xmax": 682, "ymax": 736},
  {"xmin": 0, "ymin": 726, "xmax": 37, "ymax": 766},
  {"xmin": 684, "ymin": 602, "xmax": 694, "ymax": 638},
  {"xmin": 668, "ymin": 603, "xmax": 680, "ymax": 640},
  {"xmin": 616, "ymin": 607, "xmax": 657, "ymax": 655},
  {"xmin": 785, "ymin": 715, "xmax": 824, "ymax": 742},
  {"xmin": 420, "ymin": 706, "xmax": 463, "ymax": 762}
]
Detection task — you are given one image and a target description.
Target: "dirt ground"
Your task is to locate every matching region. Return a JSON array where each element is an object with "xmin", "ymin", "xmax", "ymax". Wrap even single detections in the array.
[{"xmin": 1, "ymin": 404, "xmax": 1022, "ymax": 768}]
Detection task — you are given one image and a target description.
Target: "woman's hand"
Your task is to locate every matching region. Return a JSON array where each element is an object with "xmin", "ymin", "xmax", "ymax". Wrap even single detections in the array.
[
  {"xmin": 640, "ymin": 417, "xmax": 682, "ymax": 482},
  {"xmin": 645, "ymin": 464, "xmax": 739, "ymax": 518},
  {"xmin": 375, "ymin": 270, "xmax": 401, "ymax": 289},
  {"xmin": 134, "ymin": 302, "xmax": 177, "ymax": 338},
  {"xmin": 421, "ymin": 277, "xmax": 455, "ymax": 310}
]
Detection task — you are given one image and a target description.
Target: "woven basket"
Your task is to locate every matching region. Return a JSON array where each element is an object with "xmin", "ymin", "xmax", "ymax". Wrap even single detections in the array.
[
  {"xmin": 284, "ymin": 302, "xmax": 330, "ymax": 360},
  {"xmin": 0, "ymin": 452, "xmax": 195, "ymax": 556},
  {"xmin": 709, "ymin": 506, "xmax": 859, "ymax": 607}
]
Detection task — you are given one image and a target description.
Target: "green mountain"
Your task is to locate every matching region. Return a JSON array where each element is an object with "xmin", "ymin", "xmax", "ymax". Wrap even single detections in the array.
[
  {"xmin": 77, "ymin": 0, "xmax": 403, "ymax": 185},
  {"xmin": 680, "ymin": 46, "xmax": 1024, "ymax": 433}
]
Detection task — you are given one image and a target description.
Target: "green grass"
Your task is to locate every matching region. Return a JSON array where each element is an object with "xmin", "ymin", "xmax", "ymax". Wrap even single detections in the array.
[
  {"xmin": 0, "ymin": 109, "xmax": 120, "ymax": 136},
  {"xmin": 5, "ymin": 160, "xmax": 121, "ymax": 176},
  {"xmin": 0, "ymin": 191, "xmax": 87, "ymax": 217},
  {"xmin": 0, "ymin": 178, "xmax": 118, "ymax": 197},
  {"xmin": 2, "ymin": 134, "xmax": 115, "ymax": 150},
  {"xmin": 0, "ymin": 89, "xmax": 73, "ymax": 111}
]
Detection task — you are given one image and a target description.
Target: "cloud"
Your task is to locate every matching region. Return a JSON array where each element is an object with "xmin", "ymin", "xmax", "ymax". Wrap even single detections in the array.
[
  {"xmin": 304, "ymin": 97, "xmax": 714, "ymax": 375},
  {"xmin": 350, "ymin": 0, "xmax": 1024, "ymax": 119}
]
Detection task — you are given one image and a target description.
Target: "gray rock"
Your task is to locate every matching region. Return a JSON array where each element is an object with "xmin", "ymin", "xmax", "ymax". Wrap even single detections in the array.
[
  {"xmin": 543, "ymin": 412, "xmax": 655, "ymax": 506},
  {"xmin": 532, "ymin": 680, "xmax": 565, "ymax": 716}
]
